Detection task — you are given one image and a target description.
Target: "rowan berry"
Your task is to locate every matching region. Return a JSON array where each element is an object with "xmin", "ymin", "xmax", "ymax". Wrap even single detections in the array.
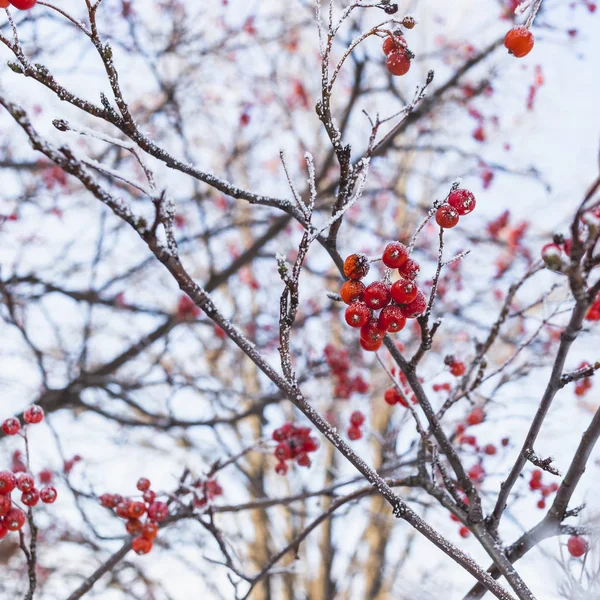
[
  {"xmin": 143, "ymin": 489, "xmax": 156, "ymax": 504},
  {"xmin": 382, "ymin": 35, "xmax": 407, "ymax": 56},
  {"xmin": 0, "ymin": 471, "xmax": 17, "ymax": 494},
  {"xmin": 345, "ymin": 302, "xmax": 371, "ymax": 328},
  {"xmin": 100, "ymin": 493, "xmax": 119, "ymax": 509},
  {"xmin": 360, "ymin": 337, "xmax": 382, "ymax": 352},
  {"xmin": 23, "ymin": 405, "xmax": 44, "ymax": 424},
  {"xmin": 391, "ymin": 278, "xmax": 418, "ymax": 305},
  {"xmin": 398, "ymin": 258, "xmax": 420, "ymax": 280},
  {"xmin": 360, "ymin": 318, "xmax": 386, "ymax": 345},
  {"xmin": 347, "ymin": 426, "xmax": 362, "ymax": 440},
  {"xmin": 459, "ymin": 526, "xmax": 470, "ymax": 538},
  {"xmin": 450, "ymin": 361, "xmax": 466, "ymax": 377},
  {"xmin": 504, "ymin": 26, "xmax": 534, "ymax": 58},
  {"xmin": 296, "ymin": 453, "xmax": 311, "ymax": 467},
  {"xmin": 275, "ymin": 461, "xmax": 288, "ymax": 475},
  {"xmin": 340, "ymin": 280, "xmax": 365, "ymax": 304},
  {"xmin": 400, "ymin": 290, "xmax": 426, "ymax": 318},
  {"xmin": 2, "ymin": 417, "xmax": 20, "ymax": 436},
  {"xmin": 0, "ymin": 494, "xmax": 11, "ymax": 517},
  {"xmin": 116, "ymin": 501, "xmax": 132, "ymax": 519},
  {"xmin": 402, "ymin": 15, "xmax": 416, "ymax": 29},
  {"xmin": 126, "ymin": 518, "xmax": 143, "ymax": 536},
  {"xmin": 132, "ymin": 536, "xmax": 153, "ymax": 555},
  {"xmin": 567, "ymin": 536, "xmax": 588, "ymax": 558},
  {"xmin": 343, "ymin": 253, "xmax": 370, "ymax": 280},
  {"xmin": 448, "ymin": 189, "xmax": 476, "ymax": 215},
  {"xmin": 275, "ymin": 442, "xmax": 292, "ymax": 461},
  {"xmin": 436, "ymin": 204, "xmax": 459, "ymax": 228},
  {"xmin": 5, "ymin": 507, "xmax": 26, "ymax": 531},
  {"xmin": 17, "ymin": 473, "xmax": 35, "ymax": 493},
  {"xmin": 350, "ymin": 411, "xmax": 365, "ymax": 427},
  {"xmin": 386, "ymin": 51, "xmax": 411, "ymax": 76},
  {"xmin": 466, "ymin": 407, "xmax": 485, "ymax": 426},
  {"xmin": 378, "ymin": 305, "xmax": 406, "ymax": 332},
  {"xmin": 364, "ymin": 281, "xmax": 391, "ymax": 309},
  {"xmin": 40, "ymin": 486, "xmax": 57, "ymax": 504},
  {"xmin": 8, "ymin": 0, "xmax": 38, "ymax": 8},
  {"xmin": 129, "ymin": 501, "xmax": 146, "ymax": 519},
  {"xmin": 136, "ymin": 478, "xmax": 151, "ymax": 492},
  {"xmin": 382, "ymin": 241, "xmax": 409, "ymax": 268},
  {"xmin": 142, "ymin": 520, "xmax": 159, "ymax": 540},
  {"xmin": 147, "ymin": 501, "xmax": 168, "ymax": 522},
  {"xmin": 483, "ymin": 444, "xmax": 497, "ymax": 456}
]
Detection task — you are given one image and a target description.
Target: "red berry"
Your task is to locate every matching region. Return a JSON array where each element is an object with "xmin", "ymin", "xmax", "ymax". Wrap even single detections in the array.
[
  {"xmin": 275, "ymin": 442, "xmax": 292, "ymax": 461},
  {"xmin": 126, "ymin": 518, "xmax": 143, "ymax": 535},
  {"xmin": 5, "ymin": 507, "xmax": 26, "ymax": 531},
  {"xmin": 378, "ymin": 305, "xmax": 406, "ymax": 332},
  {"xmin": 466, "ymin": 407, "xmax": 485, "ymax": 426},
  {"xmin": 141, "ymin": 520, "xmax": 159, "ymax": 540},
  {"xmin": 483, "ymin": 444, "xmax": 497, "ymax": 456},
  {"xmin": 23, "ymin": 405, "xmax": 44, "ymax": 424},
  {"xmin": 275, "ymin": 461, "xmax": 288, "ymax": 475},
  {"xmin": 360, "ymin": 318, "xmax": 386, "ymax": 344},
  {"xmin": 296, "ymin": 453, "xmax": 311, "ymax": 467},
  {"xmin": 504, "ymin": 26, "xmax": 534, "ymax": 58},
  {"xmin": 116, "ymin": 501, "xmax": 132, "ymax": 519},
  {"xmin": 459, "ymin": 526, "xmax": 470, "ymax": 538},
  {"xmin": 347, "ymin": 426, "xmax": 362, "ymax": 440},
  {"xmin": 132, "ymin": 536, "xmax": 153, "ymax": 555},
  {"xmin": 363, "ymin": 281, "xmax": 391, "ymax": 309},
  {"xmin": 8, "ymin": 0, "xmax": 38, "ymax": 9},
  {"xmin": 537, "ymin": 499, "xmax": 546, "ymax": 510},
  {"xmin": 39, "ymin": 486, "xmax": 57, "ymax": 504},
  {"xmin": 390, "ymin": 278, "xmax": 418, "ymax": 305},
  {"xmin": 303, "ymin": 436, "xmax": 319, "ymax": 453},
  {"xmin": 436, "ymin": 204, "xmax": 459, "ymax": 228},
  {"xmin": 129, "ymin": 501, "xmax": 146, "ymax": 519},
  {"xmin": 402, "ymin": 15, "xmax": 416, "ymax": 29},
  {"xmin": 382, "ymin": 35, "xmax": 407, "ymax": 56},
  {"xmin": 142, "ymin": 489, "xmax": 156, "ymax": 504},
  {"xmin": 2, "ymin": 418, "xmax": 21, "ymax": 436},
  {"xmin": 17, "ymin": 474, "xmax": 35, "ymax": 493},
  {"xmin": 448, "ymin": 189, "xmax": 476, "ymax": 216},
  {"xmin": 0, "ymin": 494, "xmax": 11, "ymax": 517},
  {"xmin": 567, "ymin": 536, "xmax": 588, "ymax": 558},
  {"xmin": 400, "ymin": 290, "xmax": 427, "ymax": 318},
  {"xmin": 398, "ymin": 258, "xmax": 420, "ymax": 280},
  {"xmin": 382, "ymin": 242, "xmax": 409, "ymax": 268},
  {"xmin": 0, "ymin": 471, "xmax": 17, "ymax": 494},
  {"xmin": 350, "ymin": 411, "xmax": 365, "ymax": 427},
  {"xmin": 386, "ymin": 51, "xmax": 411, "ymax": 76},
  {"xmin": 340, "ymin": 280, "xmax": 365, "ymax": 304},
  {"xmin": 345, "ymin": 302, "xmax": 371, "ymax": 328},
  {"xmin": 39, "ymin": 470, "xmax": 53, "ymax": 485},
  {"xmin": 450, "ymin": 361, "xmax": 466, "ymax": 377},
  {"xmin": 532, "ymin": 469, "xmax": 543, "ymax": 481},
  {"xmin": 147, "ymin": 501, "xmax": 168, "ymax": 522},
  {"xmin": 100, "ymin": 493, "xmax": 118, "ymax": 509},
  {"xmin": 136, "ymin": 478, "xmax": 151, "ymax": 492},
  {"xmin": 343, "ymin": 253, "xmax": 370, "ymax": 280},
  {"xmin": 383, "ymin": 388, "xmax": 408, "ymax": 407},
  {"xmin": 360, "ymin": 337, "xmax": 382, "ymax": 352}
]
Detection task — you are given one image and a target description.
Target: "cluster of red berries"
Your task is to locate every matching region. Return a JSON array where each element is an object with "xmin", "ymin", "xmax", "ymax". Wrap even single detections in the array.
[
  {"xmin": 193, "ymin": 478, "xmax": 223, "ymax": 508},
  {"xmin": 341, "ymin": 245, "xmax": 427, "ymax": 352},
  {"xmin": 0, "ymin": 406, "xmax": 57, "ymax": 540},
  {"xmin": 347, "ymin": 411, "xmax": 365, "ymax": 440},
  {"xmin": 0, "ymin": 471, "xmax": 57, "ymax": 539},
  {"xmin": 382, "ymin": 32, "xmax": 413, "ymax": 77},
  {"xmin": 567, "ymin": 535, "xmax": 588, "ymax": 558},
  {"xmin": 272, "ymin": 423, "xmax": 319, "ymax": 474},
  {"xmin": 529, "ymin": 469, "xmax": 559, "ymax": 509},
  {"xmin": 99, "ymin": 478, "xmax": 169, "ymax": 555},
  {"xmin": 435, "ymin": 188, "xmax": 477, "ymax": 229},
  {"xmin": 504, "ymin": 25, "xmax": 535, "ymax": 58},
  {"xmin": 324, "ymin": 344, "xmax": 369, "ymax": 399},
  {"xmin": 574, "ymin": 362, "xmax": 593, "ymax": 397},
  {"xmin": 0, "ymin": 0, "xmax": 37, "ymax": 9}
]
